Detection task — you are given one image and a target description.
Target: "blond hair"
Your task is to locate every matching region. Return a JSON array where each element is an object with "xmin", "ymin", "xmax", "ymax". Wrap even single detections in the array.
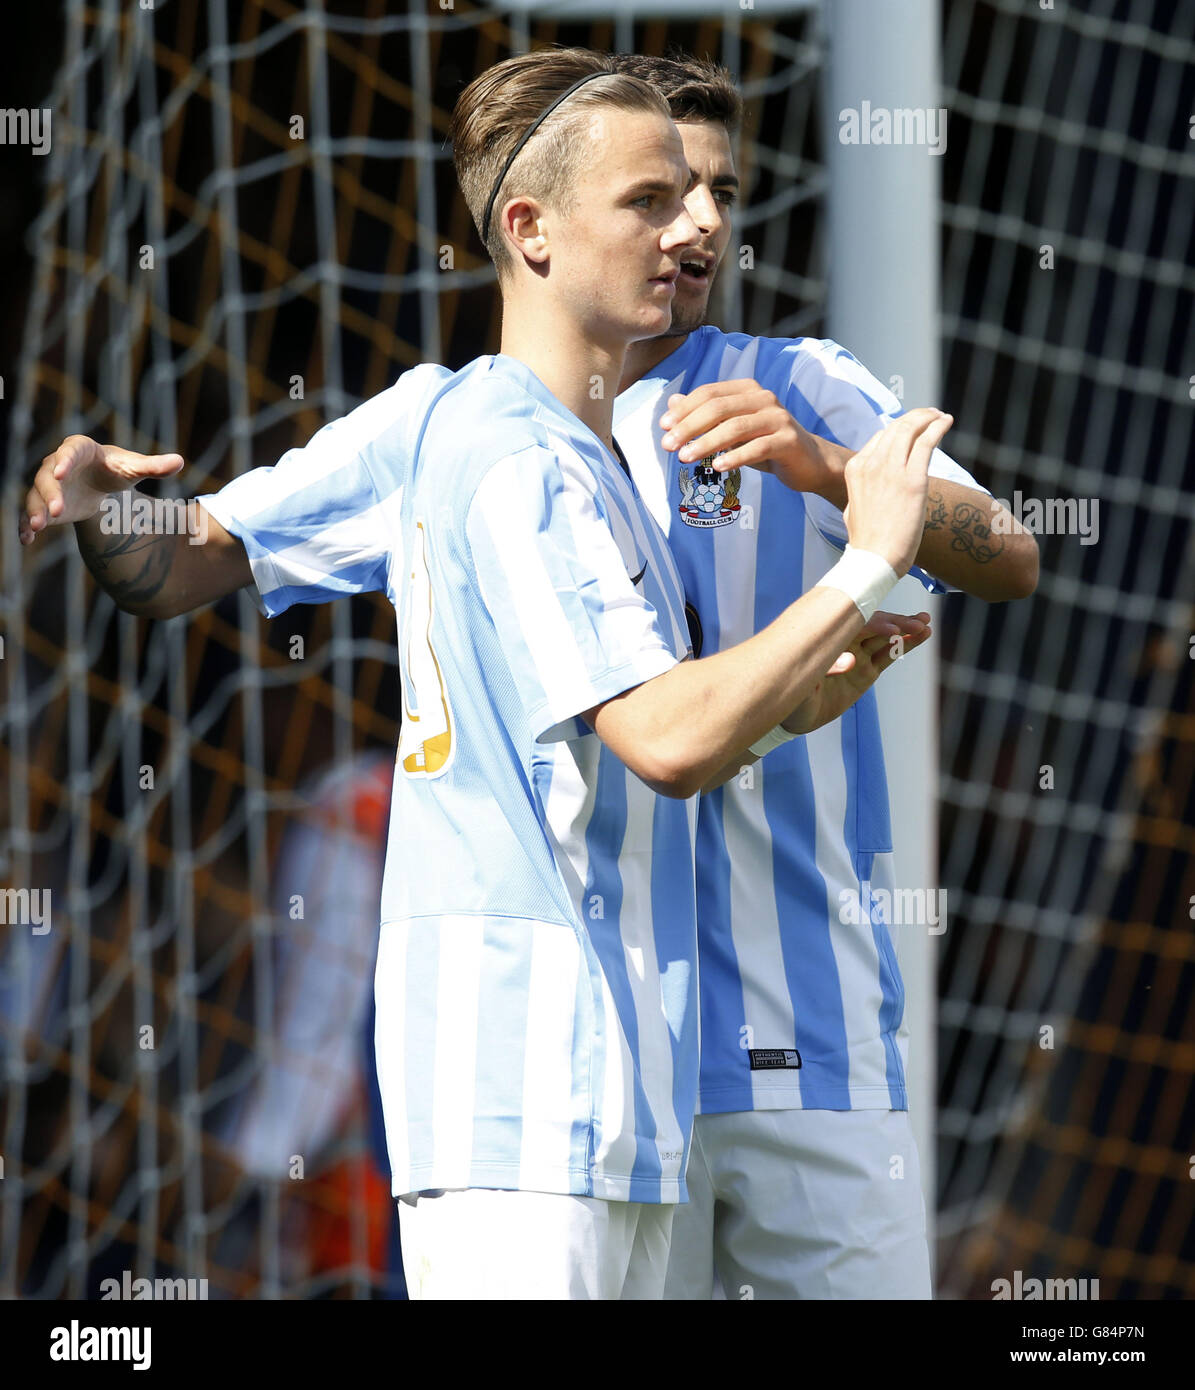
[{"xmin": 451, "ymin": 48, "xmax": 671, "ymax": 276}]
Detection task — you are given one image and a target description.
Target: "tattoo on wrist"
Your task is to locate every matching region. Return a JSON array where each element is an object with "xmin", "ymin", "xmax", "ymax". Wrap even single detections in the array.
[{"xmin": 923, "ymin": 490, "xmax": 1004, "ymax": 565}]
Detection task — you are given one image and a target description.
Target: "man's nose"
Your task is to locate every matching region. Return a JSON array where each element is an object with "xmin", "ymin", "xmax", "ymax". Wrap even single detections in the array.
[
  {"xmin": 665, "ymin": 205, "xmax": 703, "ymax": 251},
  {"xmin": 684, "ymin": 187, "xmax": 720, "ymax": 236}
]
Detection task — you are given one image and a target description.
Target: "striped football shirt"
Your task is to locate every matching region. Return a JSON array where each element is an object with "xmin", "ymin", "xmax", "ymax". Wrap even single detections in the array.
[
  {"xmin": 614, "ymin": 326, "xmax": 989, "ymax": 1113},
  {"xmin": 202, "ymin": 354, "xmax": 700, "ymax": 1203}
]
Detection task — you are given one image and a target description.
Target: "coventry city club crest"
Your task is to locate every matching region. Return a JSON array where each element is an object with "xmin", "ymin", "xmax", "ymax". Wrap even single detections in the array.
[{"xmin": 678, "ymin": 455, "xmax": 741, "ymax": 528}]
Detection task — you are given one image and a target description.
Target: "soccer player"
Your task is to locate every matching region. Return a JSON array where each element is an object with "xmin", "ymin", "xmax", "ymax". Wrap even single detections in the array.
[
  {"xmin": 370, "ymin": 51, "xmax": 954, "ymax": 1301},
  {"xmin": 18, "ymin": 48, "xmax": 949, "ymax": 1299},
  {"xmin": 603, "ymin": 52, "xmax": 1039, "ymax": 1300}
]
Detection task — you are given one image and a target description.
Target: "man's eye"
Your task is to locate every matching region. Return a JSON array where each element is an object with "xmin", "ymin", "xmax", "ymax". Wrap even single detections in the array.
[
  {"xmin": 715, "ymin": 189, "xmax": 738, "ymax": 207},
  {"xmin": 631, "ymin": 195, "xmax": 654, "ymax": 209}
]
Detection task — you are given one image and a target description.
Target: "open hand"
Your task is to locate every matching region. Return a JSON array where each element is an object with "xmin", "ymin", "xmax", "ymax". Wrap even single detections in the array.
[{"xmin": 19, "ymin": 435, "xmax": 184, "ymax": 545}]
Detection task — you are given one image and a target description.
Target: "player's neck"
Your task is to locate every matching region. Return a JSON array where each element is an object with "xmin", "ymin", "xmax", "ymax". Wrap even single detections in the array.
[
  {"xmin": 499, "ymin": 308, "xmax": 622, "ymax": 453},
  {"xmin": 620, "ymin": 332, "xmax": 692, "ymax": 395}
]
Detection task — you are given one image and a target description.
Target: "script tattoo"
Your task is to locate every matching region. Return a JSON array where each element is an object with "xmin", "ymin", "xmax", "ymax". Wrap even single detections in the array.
[
  {"xmin": 923, "ymin": 489, "xmax": 1005, "ymax": 565},
  {"xmin": 926, "ymin": 494, "xmax": 949, "ymax": 530},
  {"xmin": 76, "ymin": 527, "xmax": 175, "ymax": 613}
]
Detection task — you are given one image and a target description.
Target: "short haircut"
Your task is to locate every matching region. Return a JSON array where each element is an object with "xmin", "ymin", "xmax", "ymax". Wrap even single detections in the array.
[
  {"xmin": 451, "ymin": 48, "xmax": 672, "ymax": 276},
  {"xmin": 607, "ymin": 52, "xmax": 743, "ymax": 133}
]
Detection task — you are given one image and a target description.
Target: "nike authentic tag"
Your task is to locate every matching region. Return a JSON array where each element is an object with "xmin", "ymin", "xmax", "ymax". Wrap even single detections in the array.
[{"xmin": 748, "ymin": 1048, "xmax": 802, "ymax": 1070}]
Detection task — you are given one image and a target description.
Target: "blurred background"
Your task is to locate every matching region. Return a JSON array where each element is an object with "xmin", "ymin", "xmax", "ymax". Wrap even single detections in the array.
[{"xmin": 1, "ymin": 0, "xmax": 1193, "ymax": 1299}]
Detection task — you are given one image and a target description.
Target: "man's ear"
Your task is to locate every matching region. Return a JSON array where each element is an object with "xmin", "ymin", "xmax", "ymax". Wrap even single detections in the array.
[{"xmin": 503, "ymin": 198, "xmax": 550, "ymax": 266}]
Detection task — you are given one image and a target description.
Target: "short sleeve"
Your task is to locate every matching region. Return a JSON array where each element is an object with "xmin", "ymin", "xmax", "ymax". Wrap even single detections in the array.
[
  {"xmin": 196, "ymin": 365, "xmax": 449, "ymax": 616},
  {"xmin": 466, "ymin": 445, "xmax": 681, "ymax": 742}
]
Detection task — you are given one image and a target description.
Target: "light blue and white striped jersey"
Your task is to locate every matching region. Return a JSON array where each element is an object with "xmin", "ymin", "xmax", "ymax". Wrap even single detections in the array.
[
  {"xmin": 614, "ymin": 326, "xmax": 988, "ymax": 1113},
  {"xmin": 197, "ymin": 364, "xmax": 452, "ymax": 615},
  {"xmin": 381, "ymin": 355, "xmax": 698, "ymax": 1203},
  {"xmin": 203, "ymin": 355, "xmax": 700, "ymax": 1203}
]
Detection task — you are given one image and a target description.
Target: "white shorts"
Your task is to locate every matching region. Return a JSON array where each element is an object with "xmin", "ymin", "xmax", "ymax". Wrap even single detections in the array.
[
  {"xmin": 664, "ymin": 1109, "xmax": 932, "ymax": 1300},
  {"xmin": 398, "ymin": 1188, "xmax": 674, "ymax": 1300}
]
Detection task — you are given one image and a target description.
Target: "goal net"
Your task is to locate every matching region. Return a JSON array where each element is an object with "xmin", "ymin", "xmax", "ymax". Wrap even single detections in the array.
[
  {"xmin": 934, "ymin": 0, "xmax": 1195, "ymax": 1298},
  {"xmin": 2, "ymin": 0, "xmax": 1192, "ymax": 1299}
]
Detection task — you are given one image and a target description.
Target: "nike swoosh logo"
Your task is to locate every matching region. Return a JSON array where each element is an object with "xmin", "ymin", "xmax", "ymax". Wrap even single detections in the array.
[{"xmin": 630, "ymin": 561, "xmax": 648, "ymax": 586}]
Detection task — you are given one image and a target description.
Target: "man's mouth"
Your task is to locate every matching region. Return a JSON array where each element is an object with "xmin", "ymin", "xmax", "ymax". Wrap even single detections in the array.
[{"xmin": 678, "ymin": 255, "xmax": 714, "ymax": 288}]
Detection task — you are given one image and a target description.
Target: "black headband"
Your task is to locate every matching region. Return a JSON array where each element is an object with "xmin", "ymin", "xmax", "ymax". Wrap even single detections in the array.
[{"xmin": 480, "ymin": 70, "xmax": 613, "ymax": 246}]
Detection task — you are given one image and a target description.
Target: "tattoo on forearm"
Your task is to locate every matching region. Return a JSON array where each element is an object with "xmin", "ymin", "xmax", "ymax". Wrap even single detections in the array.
[
  {"xmin": 923, "ymin": 489, "xmax": 1005, "ymax": 565},
  {"xmin": 76, "ymin": 527, "xmax": 175, "ymax": 612}
]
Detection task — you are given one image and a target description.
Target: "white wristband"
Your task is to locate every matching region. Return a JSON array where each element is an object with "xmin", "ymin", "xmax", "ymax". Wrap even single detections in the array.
[
  {"xmin": 815, "ymin": 545, "xmax": 899, "ymax": 622},
  {"xmin": 749, "ymin": 724, "xmax": 797, "ymax": 757}
]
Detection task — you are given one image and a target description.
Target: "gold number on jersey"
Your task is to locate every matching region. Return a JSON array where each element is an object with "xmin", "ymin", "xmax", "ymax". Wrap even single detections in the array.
[{"xmin": 397, "ymin": 520, "xmax": 455, "ymax": 778}]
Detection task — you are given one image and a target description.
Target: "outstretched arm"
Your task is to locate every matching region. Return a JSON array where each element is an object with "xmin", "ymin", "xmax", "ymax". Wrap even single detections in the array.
[{"xmin": 19, "ymin": 435, "xmax": 252, "ymax": 618}]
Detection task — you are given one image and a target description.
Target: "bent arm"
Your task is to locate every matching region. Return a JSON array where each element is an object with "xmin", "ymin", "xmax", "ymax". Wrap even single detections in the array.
[
  {"xmin": 656, "ymin": 384, "xmax": 1038, "ymax": 601},
  {"xmin": 585, "ymin": 585, "xmax": 864, "ymax": 799},
  {"xmin": 585, "ymin": 409, "xmax": 951, "ymax": 799},
  {"xmin": 694, "ymin": 609, "xmax": 932, "ymax": 796}
]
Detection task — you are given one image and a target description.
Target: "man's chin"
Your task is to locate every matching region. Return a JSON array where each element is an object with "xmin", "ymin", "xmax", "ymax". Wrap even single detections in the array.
[{"xmin": 658, "ymin": 299, "xmax": 710, "ymax": 340}]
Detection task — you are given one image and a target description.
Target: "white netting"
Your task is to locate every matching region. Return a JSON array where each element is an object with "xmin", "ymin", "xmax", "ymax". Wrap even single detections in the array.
[{"xmin": 933, "ymin": 0, "xmax": 1195, "ymax": 1296}]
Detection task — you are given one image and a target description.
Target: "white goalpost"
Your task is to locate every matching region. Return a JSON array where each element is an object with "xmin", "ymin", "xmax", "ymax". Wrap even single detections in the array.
[{"xmin": 826, "ymin": 0, "xmax": 942, "ymax": 1264}]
